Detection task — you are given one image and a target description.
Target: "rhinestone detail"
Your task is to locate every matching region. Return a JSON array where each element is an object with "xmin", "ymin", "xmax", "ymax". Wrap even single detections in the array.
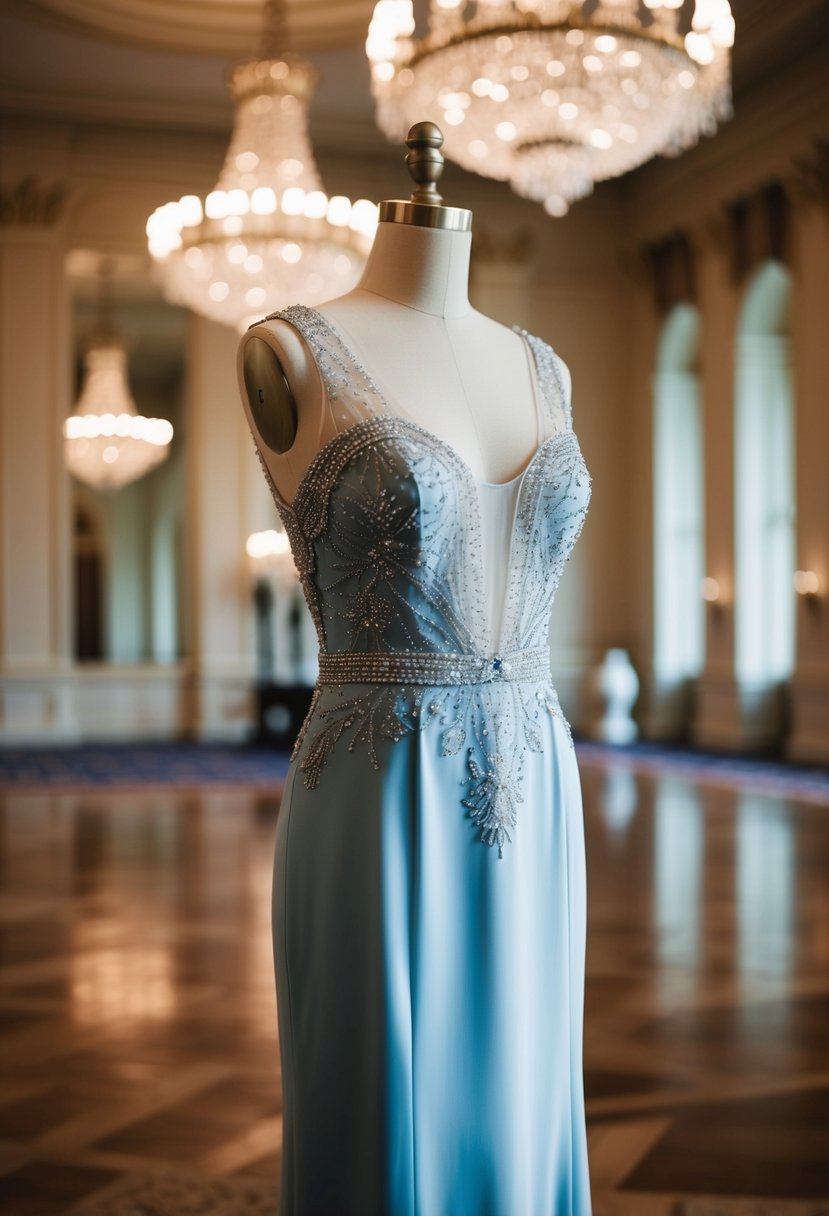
[
  {"xmin": 244, "ymin": 304, "xmax": 592, "ymax": 852},
  {"xmin": 318, "ymin": 645, "xmax": 550, "ymax": 687}
]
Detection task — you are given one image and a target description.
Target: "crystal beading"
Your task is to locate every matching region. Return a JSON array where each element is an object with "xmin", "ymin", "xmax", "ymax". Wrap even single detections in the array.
[
  {"xmin": 317, "ymin": 645, "xmax": 551, "ymax": 687},
  {"xmin": 244, "ymin": 304, "xmax": 592, "ymax": 852}
]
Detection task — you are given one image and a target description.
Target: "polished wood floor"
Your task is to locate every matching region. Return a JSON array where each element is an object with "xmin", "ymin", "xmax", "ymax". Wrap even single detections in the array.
[{"xmin": 0, "ymin": 755, "xmax": 828, "ymax": 1214}]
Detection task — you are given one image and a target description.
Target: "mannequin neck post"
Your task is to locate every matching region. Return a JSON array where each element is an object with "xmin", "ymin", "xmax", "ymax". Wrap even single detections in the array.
[{"xmin": 355, "ymin": 222, "xmax": 472, "ymax": 319}]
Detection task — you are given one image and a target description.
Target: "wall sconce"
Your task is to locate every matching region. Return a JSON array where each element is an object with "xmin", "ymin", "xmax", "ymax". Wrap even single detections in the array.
[
  {"xmin": 794, "ymin": 569, "xmax": 821, "ymax": 614},
  {"xmin": 701, "ymin": 576, "xmax": 727, "ymax": 623}
]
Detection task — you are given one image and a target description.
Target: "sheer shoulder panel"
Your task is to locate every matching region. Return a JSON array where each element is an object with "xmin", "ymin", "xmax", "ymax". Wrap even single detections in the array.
[
  {"xmin": 514, "ymin": 328, "xmax": 572, "ymax": 435},
  {"xmin": 260, "ymin": 304, "xmax": 396, "ymax": 434}
]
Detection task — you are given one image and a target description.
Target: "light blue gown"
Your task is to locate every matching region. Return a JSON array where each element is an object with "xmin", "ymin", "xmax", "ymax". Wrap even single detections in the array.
[{"xmin": 250, "ymin": 305, "xmax": 593, "ymax": 1215}]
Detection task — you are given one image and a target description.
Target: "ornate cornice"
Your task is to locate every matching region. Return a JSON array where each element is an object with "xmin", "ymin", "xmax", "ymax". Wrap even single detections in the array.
[
  {"xmin": 723, "ymin": 180, "xmax": 789, "ymax": 281},
  {"xmin": 642, "ymin": 177, "xmax": 794, "ymax": 299},
  {"xmin": 5, "ymin": 0, "xmax": 374, "ymax": 56},
  {"xmin": 0, "ymin": 177, "xmax": 68, "ymax": 227},
  {"xmin": 641, "ymin": 232, "xmax": 696, "ymax": 313},
  {"xmin": 791, "ymin": 138, "xmax": 829, "ymax": 214}
]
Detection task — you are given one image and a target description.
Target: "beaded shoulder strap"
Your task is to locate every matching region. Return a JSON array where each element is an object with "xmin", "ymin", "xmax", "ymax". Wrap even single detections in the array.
[
  {"xmin": 514, "ymin": 327, "xmax": 572, "ymax": 434},
  {"xmin": 259, "ymin": 304, "xmax": 394, "ymax": 433}
]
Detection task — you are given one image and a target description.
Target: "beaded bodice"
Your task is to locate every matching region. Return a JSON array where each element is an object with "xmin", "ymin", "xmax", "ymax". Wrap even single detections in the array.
[{"xmin": 249, "ymin": 304, "xmax": 591, "ymax": 854}]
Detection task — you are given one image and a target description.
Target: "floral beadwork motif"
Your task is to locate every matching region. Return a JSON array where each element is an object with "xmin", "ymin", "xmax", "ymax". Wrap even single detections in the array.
[{"xmin": 246, "ymin": 304, "xmax": 592, "ymax": 853}]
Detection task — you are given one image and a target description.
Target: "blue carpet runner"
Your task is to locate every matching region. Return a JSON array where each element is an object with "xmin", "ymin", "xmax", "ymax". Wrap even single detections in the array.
[
  {"xmin": 0, "ymin": 740, "xmax": 826, "ymax": 801},
  {"xmin": 0, "ymin": 743, "xmax": 291, "ymax": 791}
]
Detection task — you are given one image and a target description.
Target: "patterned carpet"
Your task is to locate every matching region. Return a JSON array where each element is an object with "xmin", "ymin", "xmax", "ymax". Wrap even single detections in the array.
[
  {"xmin": 674, "ymin": 1202, "xmax": 829, "ymax": 1216},
  {"xmin": 57, "ymin": 1173, "xmax": 829, "ymax": 1216},
  {"xmin": 66, "ymin": 1171, "xmax": 278, "ymax": 1215},
  {"xmin": 58, "ymin": 1180, "xmax": 829, "ymax": 1216}
]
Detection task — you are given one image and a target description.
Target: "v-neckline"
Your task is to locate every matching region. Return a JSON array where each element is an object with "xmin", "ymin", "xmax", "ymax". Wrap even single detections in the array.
[
  {"xmin": 258, "ymin": 305, "xmax": 576, "ymax": 516},
  {"xmin": 268, "ymin": 413, "xmax": 579, "ymax": 523},
  {"xmin": 310, "ymin": 306, "xmax": 551, "ymax": 489}
]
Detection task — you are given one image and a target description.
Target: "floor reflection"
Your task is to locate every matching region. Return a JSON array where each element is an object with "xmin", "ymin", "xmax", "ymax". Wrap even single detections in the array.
[
  {"xmin": 736, "ymin": 794, "xmax": 795, "ymax": 982},
  {"xmin": 577, "ymin": 750, "xmax": 829, "ymax": 1210},
  {"xmin": 654, "ymin": 779, "xmax": 704, "ymax": 986},
  {"xmin": 0, "ymin": 760, "xmax": 827, "ymax": 1214},
  {"xmin": 600, "ymin": 765, "xmax": 639, "ymax": 836},
  {"xmin": 70, "ymin": 944, "xmax": 177, "ymax": 1026}
]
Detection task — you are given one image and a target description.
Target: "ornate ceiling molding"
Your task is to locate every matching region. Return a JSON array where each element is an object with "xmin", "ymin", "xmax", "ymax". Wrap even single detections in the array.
[
  {"xmin": 792, "ymin": 138, "xmax": 829, "ymax": 215},
  {"xmin": 724, "ymin": 181, "xmax": 789, "ymax": 280},
  {"xmin": 642, "ymin": 233, "xmax": 697, "ymax": 313},
  {"xmin": 6, "ymin": 0, "xmax": 375, "ymax": 56},
  {"xmin": 0, "ymin": 177, "xmax": 68, "ymax": 227}
]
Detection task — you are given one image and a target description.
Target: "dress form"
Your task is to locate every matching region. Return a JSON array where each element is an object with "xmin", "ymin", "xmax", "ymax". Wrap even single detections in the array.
[
  {"xmin": 237, "ymin": 130, "xmax": 594, "ymax": 1215},
  {"xmin": 237, "ymin": 123, "xmax": 572, "ymax": 504}
]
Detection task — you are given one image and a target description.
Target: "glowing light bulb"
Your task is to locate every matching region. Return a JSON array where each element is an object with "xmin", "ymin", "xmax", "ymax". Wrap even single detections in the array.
[
  {"xmin": 178, "ymin": 195, "xmax": 203, "ymax": 226},
  {"xmin": 251, "ymin": 187, "xmax": 277, "ymax": 214},
  {"xmin": 794, "ymin": 570, "xmax": 819, "ymax": 596}
]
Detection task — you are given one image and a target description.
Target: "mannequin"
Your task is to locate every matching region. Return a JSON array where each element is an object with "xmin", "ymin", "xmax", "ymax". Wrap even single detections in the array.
[
  {"xmin": 237, "ymin": 122, "xmax": 571, "ymax": 504},
  {"xmin": 237, "ymin": 124, "xmax": 594, "ymax": 1215}
]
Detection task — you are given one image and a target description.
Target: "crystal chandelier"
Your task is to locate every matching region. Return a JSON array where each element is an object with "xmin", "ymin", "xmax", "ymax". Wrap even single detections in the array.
[
  {"xmin": 64, "ymin": 269, "xmax": 174, "ymax": 491},
  {"xmin": 146, "ymin": 0, "xmax": 379, "ymax": 331},
  {"xmin": 367, "ymin": 0, "xmax": 735, "ymax": 216}
]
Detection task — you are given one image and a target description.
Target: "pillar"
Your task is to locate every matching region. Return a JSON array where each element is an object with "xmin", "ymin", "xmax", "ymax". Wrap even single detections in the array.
[
  {"xmin": 186, "ymin": 315, "xmax": 259, "ymax": 740},
  {"xmin": 0, "ymin": 185, "xmax": 73, "ymax": 741},
  {"xmin": 787, "ymin": 183, "xmax": 829, "ymax": 762},
  {"xmin": 691, "ymin": 224, "xmax": 744, "ymax": 750}
]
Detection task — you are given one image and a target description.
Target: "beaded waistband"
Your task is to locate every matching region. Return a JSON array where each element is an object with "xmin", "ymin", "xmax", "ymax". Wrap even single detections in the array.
[{"xmin": 316, "ymin": 645, "xmax": 551, "ymax": 687}]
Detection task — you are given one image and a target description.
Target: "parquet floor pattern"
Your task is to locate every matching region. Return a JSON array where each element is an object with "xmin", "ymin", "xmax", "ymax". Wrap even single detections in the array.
[{"xmin": 0, "ymin": 758, "xmax": 827, "ymax": 1214}]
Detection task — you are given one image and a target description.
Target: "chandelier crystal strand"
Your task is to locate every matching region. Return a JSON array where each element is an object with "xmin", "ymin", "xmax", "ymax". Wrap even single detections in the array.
[
  {"xmin": 147, "ymin": 0, "xmax": 379, "ymax": 330},
  {"xmin": 368, "ymin": 0, "xmax": 734, "ymax": 216}
]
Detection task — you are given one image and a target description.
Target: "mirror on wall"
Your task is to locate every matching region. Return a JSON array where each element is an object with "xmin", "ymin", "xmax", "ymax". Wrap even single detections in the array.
[{"xmin": 67, "ymin": 257, "xmax": 189, "ymax": 666}]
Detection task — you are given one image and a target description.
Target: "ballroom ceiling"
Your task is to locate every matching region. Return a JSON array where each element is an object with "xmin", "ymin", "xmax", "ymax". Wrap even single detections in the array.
[
  {"xmin": 0, "ymin": 1, "xmax": 379, "ymax": 147},
  {"xmin": 2, "ymin": 0, "xmax": 827, "ymax": 141},
  {"xmin": 5, "ymin": 0, "xmax": 375, "ymax": 55},
  {"xmin": 1, "ymin": 0, "xmax": 826, "ymax": 205}
]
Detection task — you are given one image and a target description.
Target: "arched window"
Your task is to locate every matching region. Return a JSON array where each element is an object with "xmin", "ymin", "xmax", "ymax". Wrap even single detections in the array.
[
  {"xmin": 653, "ymin": 304, "xmax": 705, "ymax": 712},
  {"xmin": 734, "ymin": 261, "xmax": 795, "ymax": 689}
]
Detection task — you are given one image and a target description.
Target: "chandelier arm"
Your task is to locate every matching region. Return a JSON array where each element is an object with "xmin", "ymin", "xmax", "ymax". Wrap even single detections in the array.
[
  {"xmin": 261, "ymin": 0, "xmax": 289, "ymax": 59},
  {"xmin": 403, "ymin": 18, "xmax": 688, "ymax": 70},
  {"xmin": 94, "ymin": 256, "xmax": 118, "ymax": 343}
]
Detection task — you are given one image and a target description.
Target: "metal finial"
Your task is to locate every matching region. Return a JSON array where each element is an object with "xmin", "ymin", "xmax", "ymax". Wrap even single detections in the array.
[
  {"xmin": 405, "ymin": 122, "xmax": 445, "ymax": 206},
  {"xmin": 377, "ymin": 118, "xmax": 472, "ymax": 231}
]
